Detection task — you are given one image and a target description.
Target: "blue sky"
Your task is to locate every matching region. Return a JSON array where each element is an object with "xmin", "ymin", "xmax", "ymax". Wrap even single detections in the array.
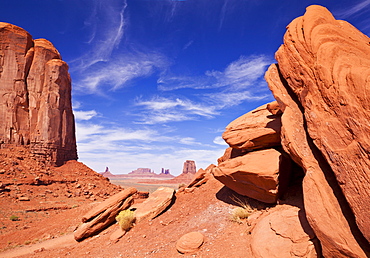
[{"xmin": 1, "ymin": 0, "xmax": 370, "ymax": 175}]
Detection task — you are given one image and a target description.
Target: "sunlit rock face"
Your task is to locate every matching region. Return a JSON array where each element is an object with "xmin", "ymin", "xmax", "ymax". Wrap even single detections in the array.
[
  {"xmin": 0, "ymin": 22, "xmax": 77, "ymax": 166},
  {"xmin": 267, "ymin": 5, "xmax": 370, "ymax": 257}
]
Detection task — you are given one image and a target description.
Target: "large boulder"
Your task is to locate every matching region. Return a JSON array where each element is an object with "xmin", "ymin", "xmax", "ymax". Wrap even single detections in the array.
[
  {"xmin": 274, "ymin": 5, "xmax": 370, "ymax": 242},
  {"xmin": 0, "ymin": 22, "xmax": 77, "ymax": 165},
  {"xmin": 250, "ymin": 205, "xmax": 318, "ymax": 258},
  {"xmin": 222, "ymin": 103, "xmax": 281, "ymax": 150},
  {"xmin": 133, "ymin": 187, "xmax": 175, "ymax": 222},
  {"xmin": 212, "ymin": 148, "xmax": 291, "ymax": 203},
  {"xmin": 266, "ymin": 63, "xmax": 367, "ymax": 257}
]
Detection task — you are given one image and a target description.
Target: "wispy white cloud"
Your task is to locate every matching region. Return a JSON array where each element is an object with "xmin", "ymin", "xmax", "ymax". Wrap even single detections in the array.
[
  {"xmin": 74, "ymin": 110, "xmax": 98, "ymax": 121},
  {"xmin": 74, "ymin": 51, "xmax": 168, "ymax": 93},
  {"xmin": 71, "ymin": 0, "xmax": 127, "ymax": 71},
  {"xmin": 213, "ymin": 136, "xmax": 228, "ymax": 146},
  {"xmin": 335, "ymin": 0, "xmax": 370, "ymax": 18},
  {"xmin": 158, "ymin": 55, "xmax": 271, "ymax": 91},
  {"xmin": 134, "ymin": 96, "xmax": 219, "ymax": 124}
]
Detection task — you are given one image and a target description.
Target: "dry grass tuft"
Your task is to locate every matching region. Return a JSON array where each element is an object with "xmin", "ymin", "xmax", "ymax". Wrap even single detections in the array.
[
  {"xmin": 116, "ymin": 209, "xmax": 136, "ymax": 231},
  {"xmin": 230, "ymin": 195, "xmax": 254, "ymax": 223}
]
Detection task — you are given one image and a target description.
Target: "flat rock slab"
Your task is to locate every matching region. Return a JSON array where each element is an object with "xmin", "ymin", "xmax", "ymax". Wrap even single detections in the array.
[
  {"xmin": 250, "ymin": 205, "xmax": 318, "ymax": 258},
  {"xmin": 222, "ymin": 103, "xmax": 281, "ymax": 151},
  {"xmin": 134, "ymin": 187, "xmax": 175, "ymax": 223},
  {"xmin": 212, "ymin": 148, "xmax": 291, "ymax": 203},
  {"xmin": 176, "ymin": 232, "xmax": 204, "ymax": 254},
  {"xmin": 74, "ymin": 188, "xmax": 137, "ymax": 241}
]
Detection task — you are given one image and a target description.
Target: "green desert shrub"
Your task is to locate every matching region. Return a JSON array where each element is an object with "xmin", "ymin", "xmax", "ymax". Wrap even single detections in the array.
[
  {"xmin": 9, "ymin": 215, "xmax": 19, "ymax": 221},
  {"xmin": 116, "ymin": 209, "xmax": 135, "ymax": 231}
]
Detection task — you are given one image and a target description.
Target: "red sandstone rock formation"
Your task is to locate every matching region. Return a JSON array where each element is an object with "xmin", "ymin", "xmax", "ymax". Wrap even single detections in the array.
[
  {"xmin": 265, "ymin": 5, "xmax": 370, "ymax": 256},
  {"xmin": 212, "ymin": 148, "xmax": 291, "ymax": 203},
  {"xmin": 250, "ymin": 205, "xmax": 318, "ymax": 257},
  {"xmin": 222, "ymin": 103, "xmax": 281, "ymax": 150},
  {"xmin": 182, "ymin": 160, "xmax": 196, "ymax": 174},
  {"xmin": 0, "ymin": 22, "xmax": 77, "ymax": 166},
  {"xmin": 74, "ymin": 187, "xmax": 137, "ymax": 241}
]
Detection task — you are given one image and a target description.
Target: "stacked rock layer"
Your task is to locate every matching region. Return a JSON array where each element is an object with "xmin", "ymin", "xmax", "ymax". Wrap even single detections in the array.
[{"xmin": 213, "ymin": 5, "xmax": 370, "ymax": 257}]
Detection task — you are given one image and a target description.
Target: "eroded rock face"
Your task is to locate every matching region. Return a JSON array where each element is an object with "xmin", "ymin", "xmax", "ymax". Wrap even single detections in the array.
[
  {"xmin": 212, "ymin": 148, "xmax": 291, "ymax": 203},
  {"xmin": 133, "ymin": 187, "xmax": 175, "ymax": 223},
  {"xmin": 182, "ymin": 160, "xmax": 196, "ymax": 174},
  {"xmin": 0, "ymin": 22, "xmax": 77, "ymax": 166},
  {"xmin": 74, "ymin": 187, "xmax": 137, "ymax": 241},
  {"xmin": 271, "ymin": 4, "xmax": 370, "ymax": 245},
  {"xmin": 250, "ymin": 205, "xmax": 318, "ymax": 258},
  {"xmin": 222, "ymin": 103, "xmax": 281, "ymax": 150},
  {"xmin": 266, "ymin": 63, "xmax": 367, "ymax": 257}
]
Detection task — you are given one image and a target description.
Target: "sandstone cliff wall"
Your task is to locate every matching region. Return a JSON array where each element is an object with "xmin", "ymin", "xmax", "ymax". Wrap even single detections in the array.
[{"xmin": 0, "ymin": 22, "xmax": 77, "ymax": 166}]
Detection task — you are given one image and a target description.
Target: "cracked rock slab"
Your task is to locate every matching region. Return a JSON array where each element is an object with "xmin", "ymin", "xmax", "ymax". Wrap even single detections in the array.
[{"xmin": 250, "ymin": 205, "xmax": 318, "ymax": 258}]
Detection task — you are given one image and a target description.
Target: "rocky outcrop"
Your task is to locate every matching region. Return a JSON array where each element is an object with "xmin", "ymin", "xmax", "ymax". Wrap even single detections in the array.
[
  {"xmin": 133, "ymin": 187, "xmax": 175, "ymax": 223},
  {"xmin": 272, "ymin": 6, "xmax": 370, "ymax": 244},
  {"xmin": 250, "ymin": 205, "xmax": 319, "ymax": 257},
  {"xmin": 222, "ymin": 103, "xmax": 281, "ymax": 150},
  {"xmin": 74, "ymin": 187, "xmax": 137, "ymax": 241},
  {"xmin": 187, "ymin": 164, "xmax": 215, "ymax": 189},
  {"xmin": 266, "ymin": 63, "xmax": 367, "ymax": 257},
  {"xmin": 211, "ymin": 5, "xmax": 370, "ymax": 256},
  {"xmin": 182, "ymin": 160, "xmax": 196, "ymax": 174},
  {"xmin": 213, "ymin": 148, "xmax": 291, "ymax": 203},
  {"xmin": 263, "ymin": 5, "xmax": 370, "ymax": 256},
  {"xmin": 212, "ymin": 103, "xmax": 291, "ymax": 204},
  {"xmin": 0, "ymin": 22, "xmax": 77, "ymax": 166}
]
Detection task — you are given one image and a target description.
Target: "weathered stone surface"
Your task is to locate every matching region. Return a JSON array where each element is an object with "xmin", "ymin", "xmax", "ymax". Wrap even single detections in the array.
[
  {"xmin": 182, "ymin": 160, "xmax": 196, "ymax": 174},
  {"xmin": 266, "ymin": 101, "xmax": 282, "ymax": 115},
  {"xmin": 134, "ymin": 187, "xmax": 175, "ymax": 222},
  {"xmin": 274, "ymin": 5, "xmax": 370, "ymax": 242},
  {"xmin": 212, "ymin": 148, "xmax": 291, "ymax": 203},
  {"xmin": 0, "ymin": 22, "xmax": 77, "ymax": 166},
  {"xmin": 250, "ymin": 205, "xmax": 318, "ymax": 258},
  {"xmin": 266, "ymin": 63, "xmax": 367, "ymax": 257},
  {"xmin": 222, "ymin": 103, "xmax": 281, "ymax": 150},
  {"xmin": 82, "ymin": 187, "xmax": 137, "ymax": 223},
  {"xmin": 176, "ymin": 232, "xmax": 204, "ymax": 254},
  {"xmin": 187, "ymin": 164, "xmax": 215, "ymax": 189},
  {"xmin": 217, "ymin": 147, "xmax": 248, "ymax": 164},
  {"xmin": 75, "ymin": 188, "xmax": 136, "ymax": 241}
]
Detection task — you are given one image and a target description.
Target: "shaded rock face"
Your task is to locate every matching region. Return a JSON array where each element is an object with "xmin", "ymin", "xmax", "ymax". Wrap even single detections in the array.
[
  {"xmin": 212, "ymin": 103, "xmax": 290, "ymax": 204},
  {"xmin": 0, "ymin": 23, "xmax": 77, "ymax": 166},
  {"xmin": 213, "ymin": 148, "xmax": 291, "ymax": 203},
  {"xmin": 182, "ymin": 160, "xmax": 196, "ymax": 174}
]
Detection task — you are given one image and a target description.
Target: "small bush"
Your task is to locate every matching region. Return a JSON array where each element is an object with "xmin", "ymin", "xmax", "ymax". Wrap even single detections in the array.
[
  {"xmin": 116, "ymin": 209, "xmax": 135, "ymax": 231},
  {"xmin": 9, "ymin": 215, "xmax": 19, "ymax": 221},
  {"xmin": 231, "ymin": 207, "xmax": 252, "ymax": 223},
  {"xmin": 178, "ymin": 183, "xmax": 186, "ymax": 189},
  {"xmin": 230, "ymin": 195, "xmax": 254, "ymax": 223}
]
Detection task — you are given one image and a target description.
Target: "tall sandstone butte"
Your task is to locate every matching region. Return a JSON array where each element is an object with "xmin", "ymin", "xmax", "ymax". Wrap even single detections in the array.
[{"xmin": 0, "ymin": 22, "xmax": 77, "ymax": 166}]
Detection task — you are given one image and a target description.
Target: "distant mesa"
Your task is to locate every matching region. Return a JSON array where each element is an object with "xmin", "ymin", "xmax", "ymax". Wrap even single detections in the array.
[
  {"xmin": 182, "ymin": 160, "xmax": 196, "ymax": 174},
  {"xmin": 139, "ymin": 160, "xmax": 197, "ymax": 185},
  {"xmin": 100, "ymin": 167, "xmax": 174, "ymax": 179}
]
